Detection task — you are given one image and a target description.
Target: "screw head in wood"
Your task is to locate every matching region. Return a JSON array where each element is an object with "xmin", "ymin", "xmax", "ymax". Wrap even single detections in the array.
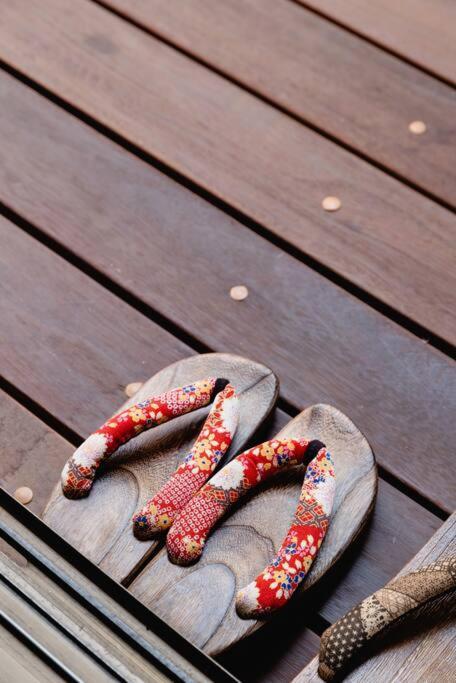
[
  {"xmin": 14, "ymin": 486, "xmax": 33, "ymax": 505},
  {"xmin": 125, "ymin": 382, "xmax": 143, "ymax": 397},
  {"xmin": 230, "ymin": 285, "xmax": 249, "ymax": 301},
  {"xmin": 409, "ymin": 120, "xmax": 426, "ymax": 135},
  {"xmin": 322, "ymin": 196, "xmax": 341, "ymax": 212}
]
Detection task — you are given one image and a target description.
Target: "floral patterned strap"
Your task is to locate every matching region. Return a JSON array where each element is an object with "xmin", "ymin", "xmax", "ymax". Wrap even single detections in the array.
[
  {"xmin": 236, "ymin": 447, "xmax": 335, "ymax": 617},
  {"xmin": 132, "ymin": 384, "xmax": 239, "ymax": 539},
  {"xmin": 61, "ymin": 377, "xmax": 229, "ymax": 499},
  {"xmin": 167, "ymin": 438, "xmax": 334, "ymax": 616}
]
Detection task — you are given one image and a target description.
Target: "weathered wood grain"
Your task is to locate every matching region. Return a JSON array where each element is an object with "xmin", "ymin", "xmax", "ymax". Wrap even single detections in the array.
[
  {"xmin": 0, "ymin": 381, "xmax": 442, "ymax": 625},
  {"xmin": 0, "ymin": 219, "xmax": 443, "ymax": 670},
  {"xmin": 1, "ymin": 72, "xmax": 455, "ymax": 511},
  {"xmin": 301, "ymin": 0, "xmax": 456, "ymax": 85},
  {"xmin": 0, "ymin": 508, "xmax": 215, "ymax": 683},
  {"xmin": 0, "ymin": 393, "xmax": 73, "ymax": 516},
  {"xmin": 0, "ymin": 397, "xmax": 320, "ymax": 680},
  {"xmin": 43, "ymin": 354, "xmax": 278, "ymax": 582},
  {"xmin": 294, "ymin": 513, "xmax": 456, "ymax": 682},
  {"xmin": 0, "ymin": 622, "xmax": 63, "ymax": 683},
  {"xmin": 128, "ymin": 404, "xmax": 377, "ymax": 654},
  {"xmin": 1, "ymin": 2, "xmax": 455, "ymax": 342},
  {"xmin": 0, "ymin": 581, "xmax": 116, "ymax": 682},
  {"xmin": 106, "ymin": 0, "xmax": 456, "ymax": 205}
]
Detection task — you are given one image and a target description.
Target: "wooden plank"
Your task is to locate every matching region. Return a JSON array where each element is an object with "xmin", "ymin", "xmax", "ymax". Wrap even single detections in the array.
[
  {"xmin": 301, "ymin": 0, "xmax": 456, "ymax": 85},
  {"xmin": 0, "ymin": 623, "xmax": 62, "ymax": 683},
  {"xmin": 0, "ymin": 229, "xmax": 321, "ymax": 676},
  {"xmin": 294, "ymin": 513, "xmax": 456, "ymax": 682},
  {"xmin": 0, "ymin": 221, "xmax": 190, "ymax": 438},
  {"xmin": 1, "ymin": 73, "xmax": 455, "ymax": 512},
  {"xmin": 106, "ymin": 0, "xmax": 456, "ymax": 205},
  {"xmin": 0, "ymin": 581, "xmax": 115, "ymax": 682},
  {"xmin": 0, "ymin": 222, "xmax": 446, "ymax": 620},
  {"xmin": 1, "ymin": 1, "xmax": 455, "ymax": 344},
  {"xmin": 0, "ymin": 394, "xmax": 73, "ymax": 516},
  {"xmin": 0, "ymin": 511, "xmax": 216, "ymax": 683},
  {"xmin": 0, "ymin": 398, "xmax": 319, "ymax": 681}
]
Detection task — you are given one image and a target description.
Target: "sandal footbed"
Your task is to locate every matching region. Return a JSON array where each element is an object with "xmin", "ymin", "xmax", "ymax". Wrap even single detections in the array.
[
  {"xmin": 43, "ymin": 353, "xmax": 278, "ymax": 582},
  {"xmin": 127, "ymin": 403, "xmax": 377, "ymax": 654}
]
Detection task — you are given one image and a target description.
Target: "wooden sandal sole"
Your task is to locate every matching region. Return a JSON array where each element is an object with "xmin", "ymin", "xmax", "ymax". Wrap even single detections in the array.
[
  {"xmin": 127, "ymin": 403, "xmax": 377, "ymax": 654},
  {"xmin": 43, "ymin": 353, "xmax": 278, "ymax": 583}
]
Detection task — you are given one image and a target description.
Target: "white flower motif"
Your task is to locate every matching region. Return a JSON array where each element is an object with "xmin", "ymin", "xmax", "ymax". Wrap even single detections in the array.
[
  {"xmin": 210, "ymin": 458, "xmax": 245, "ymax": 490},
  {"xmin": 236, "ymin": 581, "xmax": 260, "ymax": 617},
  {"xmin": 312, "ymin": 474, "xmax": 336, "ymax": 515},
  {"xmin": 219, "ymin": 394, "xmax": 239, "ymax": 435},
  {"xmin": 73, "ymin": 432, "xmax": 108, "ymax": 468}
]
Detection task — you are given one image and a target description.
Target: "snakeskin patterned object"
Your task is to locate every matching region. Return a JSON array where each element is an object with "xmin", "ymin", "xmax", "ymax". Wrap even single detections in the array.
[{"xmin": 318, "ymin": 557, "xmax": 456, "ymax": 681}]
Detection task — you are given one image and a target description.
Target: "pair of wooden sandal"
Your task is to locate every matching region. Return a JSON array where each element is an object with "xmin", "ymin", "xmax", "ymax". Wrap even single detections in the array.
[{"xmin": 44, "ymin": 353, "xmax": 377, "ymax": 655}]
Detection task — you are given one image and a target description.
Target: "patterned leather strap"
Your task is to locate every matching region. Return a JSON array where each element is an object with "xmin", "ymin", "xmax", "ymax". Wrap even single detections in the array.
[
  {"xmin": 166, "ymin": 437, "xmax": 335, "ymax": 617},
  {"xmin": 61, "ymin": 377, "xmax": 228, "ymax": 498},
  {"xmin": 318, "ymin": 556, "xmax": 456, "ymax": 681}
]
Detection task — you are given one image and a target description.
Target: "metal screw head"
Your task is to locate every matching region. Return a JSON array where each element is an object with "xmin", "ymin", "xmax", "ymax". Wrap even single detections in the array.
[
  {"xmin": 230, "ymin": 285, "xmax": 249, "ymax": 301},
  {"xmin": 409, "ymin": 120, "xmax": 427, "ymax": 135},
  {"xmin": 125, "ymin": 382, "xmax": 143, "ymax": 397},
  {"xmin": 14, "ymin": 486, "xmax": 33, "ymax": 505},
  {"xmin": 322, "ymin": 196, "xmax": 341, "ymax": 212}
]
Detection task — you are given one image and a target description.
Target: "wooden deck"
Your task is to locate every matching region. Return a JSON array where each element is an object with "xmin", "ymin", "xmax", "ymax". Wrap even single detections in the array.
[{"xmin": 0, "ymin": 1, "xmax": 454, "ymax": 680}]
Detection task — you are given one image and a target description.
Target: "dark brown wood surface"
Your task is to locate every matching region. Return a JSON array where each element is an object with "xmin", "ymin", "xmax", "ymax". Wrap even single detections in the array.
[
  {"xmin": 301, "ymin": 0, "xmax": 456, "ymax": 84},
  {"xmin": 0, "ymin": 394, "xmax": 73, "ymax": 517},
  {"xmin": 1, "ymin": 72, "xmax": 455, "ymax": 512},
  {"xmin": 1, "ymin": 0, "xmax": 454, "ymax": 679},
  {"xmin": 0, "ymin": 220, "xmax": 442, "ymax": 620},
  {"xmin": 106, "ymin": 0, "xmax": 456, "ymax": 204},
  {"xmin": 1, "ymin": 1, "xmax": 455, "ymax": 344}
]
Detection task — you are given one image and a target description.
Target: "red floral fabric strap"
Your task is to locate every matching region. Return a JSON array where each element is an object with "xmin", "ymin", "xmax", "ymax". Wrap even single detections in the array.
[
  {"xmin": 166, "ymin": 438, "xmax": 335, "ymax": 617},
  {"xmin": 61, "ymin": 378, "xmax": 228, "ymax": 498},
  {"xmin": 132, "ymin": 383, "xmax": 239, "ymax": 538}
]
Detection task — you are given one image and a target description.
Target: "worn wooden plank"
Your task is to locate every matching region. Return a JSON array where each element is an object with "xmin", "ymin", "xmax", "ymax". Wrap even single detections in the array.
[
  {"xmin": 0, "ymin": 220, "xmax": 190, "ymax": 437},
  {"xmin": 294, "ymin": 513, "xmax": 456, "ymax": 682},
  {"xmin": 1, "ymin": 73, "xmax": 455, "ymax": 511},
  {"xmin": 0, "ymin": 622, "xmax": 62, "ymax": 683},
  {"xmin": 0, "ymin": 379, "xmax": 442, "ymax": 625},
  {"xmin": 301, "ymin": 0, "xmax": 456, "ymax": 85},
  {"xmin": 106, "ymin": 0, "xmax": 456, "ymax": 206},
  {"xmin": 0, "ymin": 510, "xmax": 216, "ymax": 683},
  {"xmin": 0, "ymin": 219, "xmax": 443, "ymax": 669},
  {"xmin": 0, "ymin": 394, "xmax": 73, "ymax": 516},
  {"xmin": 0, "ymin": 581, "xmax": 116, "ymax": 682},
  {"xmin": 1, "ymin": 2, "xmax": 455, "ymax": 344}
]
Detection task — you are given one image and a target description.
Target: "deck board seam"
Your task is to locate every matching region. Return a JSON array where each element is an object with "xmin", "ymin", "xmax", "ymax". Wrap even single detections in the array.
[
  {"xmin": 290, "ymin": 0, "xmax": 456, "ymax": 89},
  {"xmin": 0, "ymin": 208, "xmax": 448, "ymax": 524},
  {"xmin": 90, "ymin": 0, "xmax": 456, "ymax": 214},
  {"xmin": 0, "ymin": 62, "xmax": 454, "ymax": 359}
]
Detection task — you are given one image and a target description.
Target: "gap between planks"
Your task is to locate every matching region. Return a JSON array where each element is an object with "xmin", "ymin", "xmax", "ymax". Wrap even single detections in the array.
[
  {"xmin": 0, "ymin": 0, "xmax": 454, "ymax": 345},
  {"xmin": 94, "ymin": 0, "xmax": 456, "ymax": 212},
  {"xmin": 0, "ymin": 64, "xmax": 454, "ymax": 360},
  {"xmin": 293, "ymin": 0, "xmax": 456, "ymax": 87},
  {"xmin": 0, "ymin": 73, "xmax": 454, "ymax": 512}
]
